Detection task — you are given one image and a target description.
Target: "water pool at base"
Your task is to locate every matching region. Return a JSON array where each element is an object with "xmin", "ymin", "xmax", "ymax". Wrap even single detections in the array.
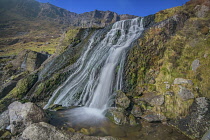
[{"xmin": 49, "ymin": 108, "xmax": 191, "ymax": 140}]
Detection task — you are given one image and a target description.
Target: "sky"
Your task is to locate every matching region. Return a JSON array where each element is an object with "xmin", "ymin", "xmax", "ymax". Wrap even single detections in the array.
[{"xmin": 36, "ymin": 0, "xmax": 190, "ymax": 17}]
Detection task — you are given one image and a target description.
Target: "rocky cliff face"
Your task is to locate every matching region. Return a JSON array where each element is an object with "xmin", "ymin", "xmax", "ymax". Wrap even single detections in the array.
[{"xmin": 125, "ymin": 0, "xmax": 210, "ymax": 139}]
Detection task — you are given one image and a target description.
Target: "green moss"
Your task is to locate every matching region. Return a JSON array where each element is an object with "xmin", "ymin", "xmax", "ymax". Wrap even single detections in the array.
[
  {"xmin": 0, "ymin": 73, "xmax": 38, "ymax": 112},
  {"xmin": 33, "ymin": 72, "xmax": 65, "ymax": 99}
]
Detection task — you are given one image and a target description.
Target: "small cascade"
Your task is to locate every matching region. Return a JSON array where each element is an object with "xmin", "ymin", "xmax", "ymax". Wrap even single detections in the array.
[{"xmin": 44, "ymin": 17, "xmax": 144, "ymax": 117}]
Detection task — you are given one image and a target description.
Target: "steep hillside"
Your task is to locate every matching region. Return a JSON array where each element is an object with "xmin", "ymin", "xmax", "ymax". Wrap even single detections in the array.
[
  {"xmin": 0, "ymin": 0, "xmax": 136, "ymax": 57},
  {"xmin": 125, "ymin": 0, "xmax": 210, "ymax": 138}
]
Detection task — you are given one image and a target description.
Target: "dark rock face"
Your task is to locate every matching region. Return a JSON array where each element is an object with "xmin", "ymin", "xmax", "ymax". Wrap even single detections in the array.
[
  {"xmin": 143, "ymin": 14, "xmax": 155, "ymax": 28},
  {"xmin": 8, "ymin": 101, "xmax": 48, "ymax": 134},
  {"xmin": 0, "ymin": 81, "xmax": 17, "ymax": 99},
  {"xmin": 171, "ymin": 97, "xmax": 210, "ymax": 139}
]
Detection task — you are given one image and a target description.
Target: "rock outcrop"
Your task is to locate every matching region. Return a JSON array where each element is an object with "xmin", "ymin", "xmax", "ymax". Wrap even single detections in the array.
[{"xmin": 8, "ymin": 101, "xmax": 48, "ymax": 134}]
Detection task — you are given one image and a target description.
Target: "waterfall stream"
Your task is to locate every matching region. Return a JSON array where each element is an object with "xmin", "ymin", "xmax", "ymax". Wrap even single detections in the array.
[{"xmin": 44, "ymin": 17, "xmax": 144, "ymax": 117}]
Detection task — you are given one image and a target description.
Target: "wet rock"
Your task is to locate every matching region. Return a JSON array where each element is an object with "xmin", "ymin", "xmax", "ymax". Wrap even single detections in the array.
[
  {"xmin": 174, "ymin": 78, "xmax": 193, "ymax": 85},
  {"xmin": 192, "ymin": 59, "xmax": 200, "ymax": 72},
  {"xmin": 105, "ymin": 107, "xmax": 128, "ymax": 125},
  {"xmin": 131, "ymin": 105, "xmax": 142, "ymax": 117},
  {"xmin": 141, "ymin": 112, "xmax": 167, "ymax": 122},
  {"xmin": 171, "ymin": 97, "xmax": 210, "ymax": 139},
  {"xmin": 8, "ymin": 101, "xmax": 48, "ymax": 134},
  {"xmin": 178, "ymin": 86, "xmax": 194, "ymax": 101},
  {"xmin": 115, "ymin": 91, "xmax": 130, "ymax": 109},
  {"xmin": 0, "ymin": 110, "xmax": 9, "ymax": 130}
]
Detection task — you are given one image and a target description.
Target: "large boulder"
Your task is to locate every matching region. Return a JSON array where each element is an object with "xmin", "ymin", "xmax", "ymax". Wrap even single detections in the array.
[
  {"xmin": 20, "ymin": 122, "xmax": 118, "ymax": 140},
  {"xmin": 149, "ymin": 95, "xmax": 164, "ymax": 106},
  {"xmin": 21, "ymin": 122, "xmax": 70, "ymax": 140},
  {"xmin": 140, "ymin": 92, "xmax": 165, "ymax": 106},
  {"xmin": 115, "ymin": 91, "xmax": 130, "ymax": 109},
  {"xmin": 8, "ymin": 101, "xmax": 48, "ymax": 134}
]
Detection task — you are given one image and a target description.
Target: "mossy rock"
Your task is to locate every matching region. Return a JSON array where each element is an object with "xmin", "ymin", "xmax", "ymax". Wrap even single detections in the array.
[
  {"xmin": 0, "ymin": 73, "xmax": 38, "ymax": 112},
  {"xmin": 105, "ymin": 107, "xmax": 128, "ymax": 125}
]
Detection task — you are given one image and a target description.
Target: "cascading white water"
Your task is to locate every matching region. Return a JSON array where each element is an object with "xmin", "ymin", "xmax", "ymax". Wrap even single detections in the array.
[{"xmin": 44, "ymin": 17, "xmax": 144, "ymax": 114}]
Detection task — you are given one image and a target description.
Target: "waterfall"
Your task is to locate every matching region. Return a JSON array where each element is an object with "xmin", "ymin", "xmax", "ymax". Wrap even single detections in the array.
[{"xmin": 44, "ymin": 17, "xmax": 144, "ymax": 112}]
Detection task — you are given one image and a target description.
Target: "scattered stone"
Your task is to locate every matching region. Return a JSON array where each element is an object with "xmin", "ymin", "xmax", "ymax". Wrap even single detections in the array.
[
  {"xmin": 178, "ymin": 86, "xmax": 194, "ymax": 101},
  {"xmin": 115, "ymin": 91, "xmax": 130, "ymax": 109},
  {"xmin": 8, "ymin": 101, "xmax": 48, "ymax": 134},
  {"xmin": 0, "ymin": 110, "xmax": 9, "ymax": 130},
  {"xmin": 149, "ymin": 95, "xmax": 165, "ymax": 106},
  {"xmin": 131, "ymin": 105, "xmax": 142, "ymax": 117},
  {"xmin": 105, "ymin": 107, "xmax": 128, "ymax": 125},
  {"xmin": 192, "ymin": 59, "xmax": 200, "ymax": 72},
  {"xmin": 164, "ymin": 91, "xmax": 174, "ymax": 96},
  {"xmin": 141, "ymin": 112, "xmax": 167, "ymax": 122},
  {"xmin": 174, "ymin": 78, "xmax": 193, "ymax": 85}
]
